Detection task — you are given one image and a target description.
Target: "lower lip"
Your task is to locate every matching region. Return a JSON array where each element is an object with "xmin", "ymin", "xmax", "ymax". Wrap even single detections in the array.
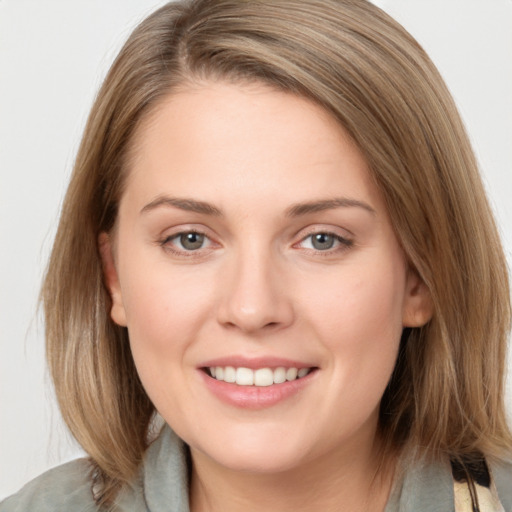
[{"xmin": 199, "ymin": 369, "xmax": 317, "ymax": 409}]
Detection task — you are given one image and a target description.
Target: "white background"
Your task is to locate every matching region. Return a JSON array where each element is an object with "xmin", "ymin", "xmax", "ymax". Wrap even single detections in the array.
[{"xmin": 1, "ymin": 0, "xmax": 511, "ymax": 500}]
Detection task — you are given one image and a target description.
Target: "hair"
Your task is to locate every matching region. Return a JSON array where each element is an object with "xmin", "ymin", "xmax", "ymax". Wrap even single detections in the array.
[{"xmin": 42, "ymin": 0, "xmax": 511, "ymax": 507}]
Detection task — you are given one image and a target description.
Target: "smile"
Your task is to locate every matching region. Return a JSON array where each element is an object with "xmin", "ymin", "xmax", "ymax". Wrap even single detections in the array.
[
  {"xmin": 208, "ymin": 366, "xmax": 313, "ymax": 386},
  {"xmin": 199, "ymin": 357, "xmax": 319, "ymax": 408}
]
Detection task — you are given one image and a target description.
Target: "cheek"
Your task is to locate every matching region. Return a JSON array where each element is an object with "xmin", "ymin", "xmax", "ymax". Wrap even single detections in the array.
[
  {"xmin": 306, "ymin": 257, "xmax": 406, "ymax": 388},
  {"xmin": 124, "ymin": 280, "xmax": 206, "ymax": 343},
  {"xmin": 119, "ymin": 264, "xmax": 217, "ymax": 417},
  {"xmin": 117, "ymin": 252, "xmax": 215, "ymax": 371},
  {"xmin": 342, "ymin": 274, "xmax": 403, "ymax": 345},
  {"xmin": 310, "ymin": 260, "xmax": 404, "ymax": 333}
]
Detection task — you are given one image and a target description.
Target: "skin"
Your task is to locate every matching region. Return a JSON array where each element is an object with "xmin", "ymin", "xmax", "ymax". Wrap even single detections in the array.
[{"xmin": 100, "ymin": 81, "xmax": 432, "ymax": 512}]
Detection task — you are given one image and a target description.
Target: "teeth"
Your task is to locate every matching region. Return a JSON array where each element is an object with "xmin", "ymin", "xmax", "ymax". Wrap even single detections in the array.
[
  {"xmin": 254, "ymin": 368, "xmax": 273, "ymax": 386},
  {"xmin": 286, "ymin": 367, "xmax": 298, "ymax": 381},
  {"xmin": 297, "ymin": 368, "xmax": 309, "ymax": 378},
  {"xmin": 274, "ymin": 367, "xmax": 286, "ymax": 384},
  {"xmin": 209, "ymin": 366, "xmax": 312, "ymax": 386},
  {"xmin": 236, "ymin": 367, "xmax": 254, "ymax": 386},
  {"xmin": 224, "ymin": 366, "xmax": 236, "ymax": 383}
]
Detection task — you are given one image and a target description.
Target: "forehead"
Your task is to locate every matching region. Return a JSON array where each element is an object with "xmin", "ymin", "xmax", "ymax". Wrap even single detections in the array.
[{"xmin": 122, "ymin": 80, "xmax": 384, "ymax": 215}]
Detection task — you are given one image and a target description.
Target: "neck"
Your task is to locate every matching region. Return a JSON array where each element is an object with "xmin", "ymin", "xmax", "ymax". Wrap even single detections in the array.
[{"xmin": 189, "ymin": 432, "xmax": 396, "ymax": 512}]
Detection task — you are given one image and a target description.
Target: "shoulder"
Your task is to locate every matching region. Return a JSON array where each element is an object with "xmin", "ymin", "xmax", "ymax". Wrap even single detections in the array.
[
  {"xmin": 491, "ymin": 458, "xmax": 512, "ymax": 509},
  {"xmin": 0, "ymin": 458, "xmax": 97, "ymax": 512},
  {"xmin": 386, "ymin": 457, "xmax": 454, "ymax": 511},
  {"xmin": 387, "ymin": 455, "xmax": 512, "ymax": 512}
]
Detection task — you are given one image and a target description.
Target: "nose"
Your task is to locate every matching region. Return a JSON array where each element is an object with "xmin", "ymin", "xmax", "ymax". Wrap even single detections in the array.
[{"xmin": 216, "ymin": 246, "xmax": 295, "ymax": 334}]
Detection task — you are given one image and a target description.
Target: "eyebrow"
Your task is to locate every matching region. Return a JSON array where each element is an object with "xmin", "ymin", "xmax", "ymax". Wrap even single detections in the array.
[
  {"xmin": 140, "ymin": 195, "xmax": 375, "ymax": 217},
  {"xmin": 140, "ymin": 196, "xmax": 223, "ymax": 216},
  {"xmin": 285, "ymin": 198, "xmax": 376, "ymax": 217}
]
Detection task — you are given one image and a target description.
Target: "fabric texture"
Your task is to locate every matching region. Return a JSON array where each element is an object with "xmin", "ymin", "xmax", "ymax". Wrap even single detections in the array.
[
  {"xmin": 451, "ymin": 457, "xmax": 506, "ymax": 512},
  {"xmin": 1, "ymin": 425, "xmax": 510, "ymax": 512}
]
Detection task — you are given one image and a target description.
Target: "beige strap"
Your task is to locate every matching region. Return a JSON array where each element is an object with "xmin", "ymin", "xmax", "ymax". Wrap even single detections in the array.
[{"xmin": 454, "ymin": 473, "xmax": 505, "ymax": 512}]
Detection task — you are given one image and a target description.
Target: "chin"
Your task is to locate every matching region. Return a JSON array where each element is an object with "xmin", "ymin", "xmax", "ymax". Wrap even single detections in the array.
[
  {"xmin": 188, "ymin": 424, "xmax": 310, "ymax": 474},
  {"xmin": 208, "ymin": 445, "xmax": 305, "ymax": 474}
]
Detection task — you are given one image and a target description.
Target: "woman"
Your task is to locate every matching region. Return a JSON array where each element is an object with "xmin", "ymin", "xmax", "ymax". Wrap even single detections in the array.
[{"xmin": 2, "ymin": 1, "xmax": 510, "ymax": 511}]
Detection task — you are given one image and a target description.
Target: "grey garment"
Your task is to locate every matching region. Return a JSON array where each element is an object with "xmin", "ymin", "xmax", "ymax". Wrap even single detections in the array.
[
  {"xmin": 0, "ymin": 427, "xmax": 189, "ymax": 512},
  {"xmin": 1, "ymin": 426, "xmax": 511, "ymax": 512},
  {"xmin": 384, "ymin": 458, "xmax": 454, "ymax": 512}
]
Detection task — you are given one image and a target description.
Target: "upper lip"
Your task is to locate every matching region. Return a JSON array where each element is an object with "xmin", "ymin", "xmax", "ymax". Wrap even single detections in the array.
[{"xmin": 199, "ymin": 356, "xmax": 317, "ymax": 370}]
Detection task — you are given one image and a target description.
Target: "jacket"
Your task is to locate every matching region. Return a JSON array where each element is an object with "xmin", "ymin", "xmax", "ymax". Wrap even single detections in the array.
[{"xmin": 1, "ymin": 425, "xmax": 511, "ymax": 511}]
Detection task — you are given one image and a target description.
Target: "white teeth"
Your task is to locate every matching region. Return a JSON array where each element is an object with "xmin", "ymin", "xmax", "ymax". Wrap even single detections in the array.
[
  {"xmin": 297, "ymin": 368, "xmax": 309, "ymax": 378},
  {"xmin": 254, "ymin": 368, "xmax": 274, "ymax": 387},
  {"xmin": 274, "ymin": 367, "xmax": 287, "ymax": 384},
  {"xmin": 209, "ymin": 366, "xmax": 312, "ymax": 386},
  {"xmin": 236, "ymin": 367, "xmax": 254, "ymax": 386},
  {"xmin": 286, "ymin": 367, "xmax": 298, "ymax": 381},
  {"xmin": 224, "ymin": 366, "xmax": 236, "ymax": 383}
]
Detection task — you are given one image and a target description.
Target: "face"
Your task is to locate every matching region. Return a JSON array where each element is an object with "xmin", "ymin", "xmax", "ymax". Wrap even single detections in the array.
[{"xmin": 101, "ymin": 81, "xmax": 431, "ymax": 475}]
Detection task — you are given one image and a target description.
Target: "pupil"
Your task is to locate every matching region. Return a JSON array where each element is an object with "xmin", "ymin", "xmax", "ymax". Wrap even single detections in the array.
[
  {"xmin": 181, "ymin": 233, "xmax": 204, "ymax": 250},
  {"xmin": 312, "ymin": 233, "xmax": 334, "ymax": 250}
]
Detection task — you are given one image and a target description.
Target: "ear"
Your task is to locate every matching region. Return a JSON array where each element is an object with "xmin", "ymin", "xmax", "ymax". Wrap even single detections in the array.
[
  {"xmin": 402, "ymin": 267, "xmax": 433, "ymax": 328},
  {"xmin": 98, "ymin": 232, "xmax": 127, "ymax": 327}
]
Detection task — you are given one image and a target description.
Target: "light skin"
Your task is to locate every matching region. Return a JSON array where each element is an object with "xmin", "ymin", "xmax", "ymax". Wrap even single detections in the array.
[{"xmin": 100, "ymin": 81, "xmax": 432, "ymax": 512}]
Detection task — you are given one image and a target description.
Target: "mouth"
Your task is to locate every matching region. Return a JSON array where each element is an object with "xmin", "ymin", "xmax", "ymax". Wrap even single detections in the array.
[
  {"xmin": 198, "ymin": 357, "xmax": 319, "ymax": 408},
  {"xmin": 204, "ymin": 366, "xmax": 315, "ymax": 387}
]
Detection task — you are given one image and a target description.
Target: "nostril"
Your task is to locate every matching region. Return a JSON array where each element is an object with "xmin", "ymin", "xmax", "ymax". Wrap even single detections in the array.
[{"xmin": 216, "ymin": 285, "xmax": 295, "ymax": 333}]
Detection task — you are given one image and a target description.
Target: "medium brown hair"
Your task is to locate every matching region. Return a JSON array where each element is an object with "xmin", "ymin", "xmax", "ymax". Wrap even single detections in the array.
[{"xmin": 42, "ymin": 0, "xmax": 511, "ymax": 506}]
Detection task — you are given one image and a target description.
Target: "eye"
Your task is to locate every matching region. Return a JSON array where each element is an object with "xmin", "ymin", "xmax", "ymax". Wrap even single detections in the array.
[
  {"xmin": 308, "ymin": 233, "xmax": 337, "ymax": 250},
  {"xmin": 162, "ymin": 231, "xmax": 211, "ymax": 252},
  {"xmin": 177, "ymin": 232, "xmax": 206, "ymax": 250},
  {"xmin": 297, "ymin": 231, "xmax": 353, "ymax": 252}
]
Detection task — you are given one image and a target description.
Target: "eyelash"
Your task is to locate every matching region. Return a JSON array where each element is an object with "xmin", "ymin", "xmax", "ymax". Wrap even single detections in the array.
[
  {"xmin": 158, "ymin": 229, "xmax": 354, "ymax": 257},
  {"xmin": 159, "ymin": 230, "xmax": 213, "ymax": 257},
  {"xmin": 294, "ymin": 231, "xmax": 354, "ymax": 255}
]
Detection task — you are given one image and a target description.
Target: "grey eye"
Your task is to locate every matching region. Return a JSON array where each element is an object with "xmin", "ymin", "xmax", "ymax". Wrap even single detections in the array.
[
  {"xmin": 310, "ymin": 233, "xmax": 336, "ymax": 250},
  {"xmin": 179, "ymin": 232, "xmax": 205, "ymax": 250}
]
